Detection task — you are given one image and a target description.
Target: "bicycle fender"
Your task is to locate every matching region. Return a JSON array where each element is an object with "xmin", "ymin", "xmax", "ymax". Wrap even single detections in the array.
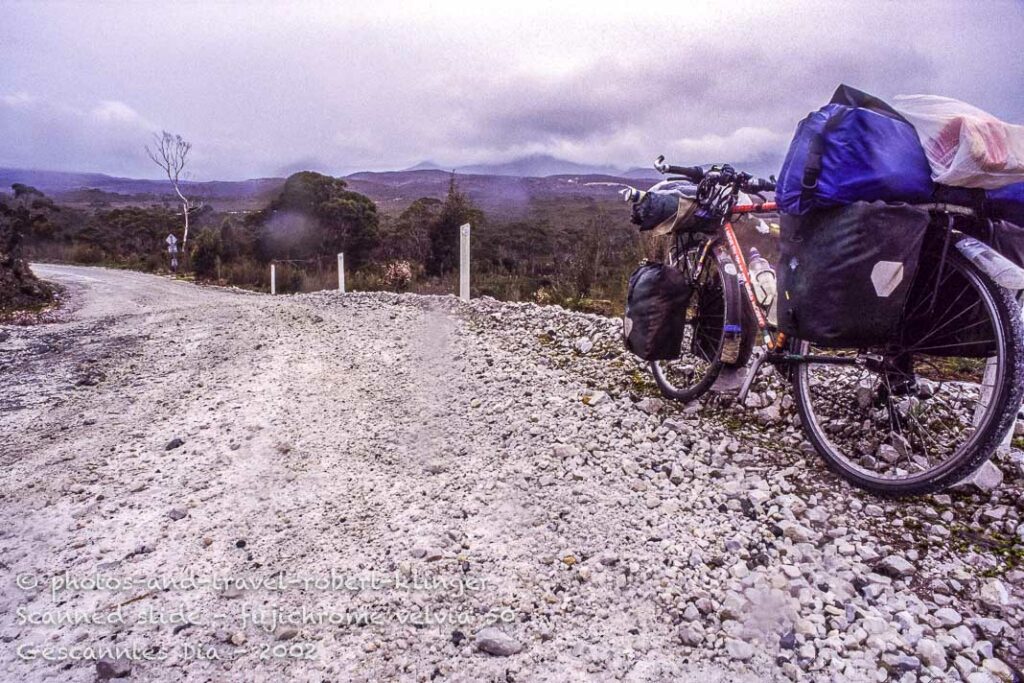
[
  {"xmin": 712, "ymin": 246, "xmax": 756, "ymax": 367},
  {"xmin": 956, "ymin": 237, "xmax": 1024, "ymax": 290}
]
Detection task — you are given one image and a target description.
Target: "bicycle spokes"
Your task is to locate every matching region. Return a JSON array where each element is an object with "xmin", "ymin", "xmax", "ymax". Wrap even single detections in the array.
[{"xmin": 793, "ymin": 248, "xmax": 1018, "ymax": 493}]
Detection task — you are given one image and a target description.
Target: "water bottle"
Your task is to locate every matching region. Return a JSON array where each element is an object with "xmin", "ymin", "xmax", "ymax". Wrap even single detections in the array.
[{"xmin": 748, "ymin": 248, "xmax": 778, "ymax": 326}]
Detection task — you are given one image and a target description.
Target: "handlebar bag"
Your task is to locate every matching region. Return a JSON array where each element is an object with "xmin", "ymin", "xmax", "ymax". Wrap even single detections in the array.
[
  {"xmin": 777, "ymin": 85, "xmax": 935, "ymax": 215},
  {"xmin": 631, "ymin": 191, "xmax": 679, "ymax": 231},
  {"xmin": 777, "ymin": 201, "xmax": 930, "ymax": 347},
  {"xmin": 623, "ymin": 262, "xmax": 692, "ymax": 360},
  {"xmin": 631, "ymin": 184, "xmax": 700, "ymax": 234}
]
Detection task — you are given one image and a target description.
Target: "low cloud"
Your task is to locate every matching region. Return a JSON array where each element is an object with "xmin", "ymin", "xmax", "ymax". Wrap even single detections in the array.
[
  {"xmin": 91, "ymin": 100, "xmax": 150, "ymax": 126},
  {"xmin": 1, "ymin": 92, "xmax": 35, "ymax": 107},
  {"xmin": 0, "ymin": 94, "xmax": 163, "ymax": 177},
  {"xmin": 669, "ymin": 127, "xmax": 790, "ymax": 170},
  {"xmin": 0, "ymin": 2, "xmax": 1019, "ymax": 179},
  {"xmin": 433, "ymin": 37, "xmax": 940, "ymax": 175}
]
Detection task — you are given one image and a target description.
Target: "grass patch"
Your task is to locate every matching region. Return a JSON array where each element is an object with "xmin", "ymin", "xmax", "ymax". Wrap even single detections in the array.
[
  {"xmin": 949, "ymin": 523, "xmax": 1023, "ymax": 575},
  {"xmin": 628, "ymin": 368, "xmax": 657, "ymax": 395}
]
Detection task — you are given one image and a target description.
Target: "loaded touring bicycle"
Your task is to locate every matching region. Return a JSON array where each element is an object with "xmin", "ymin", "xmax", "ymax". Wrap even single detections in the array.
[{"xmin": 621, "ymin": 87, "xmax": 1024, "ymax": 496}]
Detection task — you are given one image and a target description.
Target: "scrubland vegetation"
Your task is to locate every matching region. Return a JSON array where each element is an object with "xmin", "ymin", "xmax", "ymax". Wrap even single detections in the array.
[{"xmin": 3, "ymin": 170, "xmax": 660, "ymax": 315}]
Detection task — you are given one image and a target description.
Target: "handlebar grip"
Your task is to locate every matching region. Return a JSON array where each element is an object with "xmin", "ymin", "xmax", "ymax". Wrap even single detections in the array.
[
  {"xmin": 664, "ymin": 165, "xmax": 705, "ymax": 182},
  {"xmin": 743, "ymin": 177, "xmax": 777, "ymax": 193}
]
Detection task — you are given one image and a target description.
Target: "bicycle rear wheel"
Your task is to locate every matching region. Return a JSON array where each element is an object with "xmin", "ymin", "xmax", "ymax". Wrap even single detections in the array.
[{"xmin": 792, "ymin": 249, "xmax": 1024, "ymax": 495}]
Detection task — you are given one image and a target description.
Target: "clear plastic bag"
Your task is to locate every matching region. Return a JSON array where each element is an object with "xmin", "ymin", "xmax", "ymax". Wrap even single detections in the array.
[{"xmin": 893, "ymin": 94, "xmax": 1024, "ymax": 189}]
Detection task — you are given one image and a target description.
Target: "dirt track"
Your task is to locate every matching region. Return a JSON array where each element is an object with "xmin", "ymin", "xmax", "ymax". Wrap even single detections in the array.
[{"xmin": 1, "ymin": 265, "xmax": 1020, "ymax": 683}]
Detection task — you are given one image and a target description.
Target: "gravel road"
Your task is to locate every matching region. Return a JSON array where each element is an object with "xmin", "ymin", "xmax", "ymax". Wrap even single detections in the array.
[{"xmin": 1, "ymin": 265, "xmax": 1022, "ymax": 683}]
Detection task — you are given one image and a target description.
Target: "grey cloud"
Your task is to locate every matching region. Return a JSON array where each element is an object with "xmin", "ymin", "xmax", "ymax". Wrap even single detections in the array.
[
  {"xmin": 463, "ymin": 62, "xmax": 716, "ymax": 146},
  {"xmin": 437, "ymin": 38, "xmax": 942, "ymax": 174},
  {"xmin": 274, "ymin": 157, "xmax": 333, "ymax": 178},
  {"xmin": 0, "ymin": 2, "xmax": 1020, "ymax": 179},
  {"xmin": 0, "ymin": 96, "xmax": 155, "ymax": 176}
]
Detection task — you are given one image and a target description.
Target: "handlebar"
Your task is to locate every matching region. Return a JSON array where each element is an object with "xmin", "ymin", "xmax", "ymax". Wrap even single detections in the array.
[
  {"xmin": 742, "ymin": 176, "xmax": 776, "ymax": 194},
  {"xmin": 655, "ymin": 155, "xmax": 704, "ymax": 182},
  {"xmin": 654, "ymin": 155, "xmax": 775, "ymax": 193}
]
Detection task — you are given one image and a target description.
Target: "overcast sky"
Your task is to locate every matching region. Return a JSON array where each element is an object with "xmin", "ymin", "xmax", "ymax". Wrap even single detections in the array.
[{"xmin": 1, "ymin": 1, "xmax": 1022, "ymax": 180}]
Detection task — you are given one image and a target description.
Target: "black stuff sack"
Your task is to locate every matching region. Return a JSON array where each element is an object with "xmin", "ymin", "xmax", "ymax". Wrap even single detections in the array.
[
  {"xmin": 624, "ymin": 262, "xmax": 692, "ymax": 360},
  {"xmin": 631, "ymin": 192, "xmax": 680, "ymax": 231},
  {"xmin": 630, "ymin": 181, "xmax": 700, "ymax": 233},
  {"xmin": 777, "ymin": 201, "xmax": 930, "ymax": 348}
]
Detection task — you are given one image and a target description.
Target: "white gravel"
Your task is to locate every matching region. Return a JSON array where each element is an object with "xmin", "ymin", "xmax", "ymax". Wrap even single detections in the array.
[{"xmin": 0, "ymin": 264, "xmax": 1022, "ymax": 682}]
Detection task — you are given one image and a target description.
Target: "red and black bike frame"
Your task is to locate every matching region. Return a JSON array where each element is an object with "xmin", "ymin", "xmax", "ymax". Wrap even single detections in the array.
[{"xmin": 722, "ymin": 201, "xmax": 777, "ymax": 335}]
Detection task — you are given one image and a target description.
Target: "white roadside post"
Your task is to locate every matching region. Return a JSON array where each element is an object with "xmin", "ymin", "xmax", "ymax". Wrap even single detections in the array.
[
  {"xmin": 270, "ymin": 263, "xmax": 276, "ymax": 295},
  {"xmin": 338, "ymin": 253, "xmax": 346, "ymax": 293},
  {"xmin": 459, "ymin": 222, "xmax": 471, "ymax": 302}
]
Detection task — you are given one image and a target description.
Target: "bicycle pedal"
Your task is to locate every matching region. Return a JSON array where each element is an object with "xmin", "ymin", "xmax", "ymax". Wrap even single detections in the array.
[{"xmin": 711, "ymin": 367, "xmax": 746, "ymax": 394}]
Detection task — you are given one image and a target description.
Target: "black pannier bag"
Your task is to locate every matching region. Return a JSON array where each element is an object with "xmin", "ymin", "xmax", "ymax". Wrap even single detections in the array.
[
  {"xmin": 623, "ymin": 262, "xmax": 692, "ymax": 360},
  {"xmin": 778, "ymin": 201, "xmax": 930, "ymax": 347}
]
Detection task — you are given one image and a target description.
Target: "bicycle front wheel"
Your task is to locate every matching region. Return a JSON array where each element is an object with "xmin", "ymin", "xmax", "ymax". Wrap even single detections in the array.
[
  {"xmin": 650, "ymin": 250, "xmax": 749, "ymax": 402},
  {"xmin": 792, "ymin": 249, "xmax": 1024, "ymax": 496}
]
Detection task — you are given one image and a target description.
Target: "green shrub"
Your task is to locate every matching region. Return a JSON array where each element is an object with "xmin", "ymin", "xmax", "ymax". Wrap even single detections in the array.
[{"xmin": 191, "ymin": 229, "xmax": 222, "ymax": 280}]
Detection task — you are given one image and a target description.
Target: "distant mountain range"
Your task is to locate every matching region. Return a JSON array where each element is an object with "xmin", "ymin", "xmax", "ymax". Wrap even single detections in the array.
[
  {"xmin": 0, "ymin": 155, "xmax": 662, "ymax": 216},
  {"xmin": 0, "ymin": 167, "xmax": 284, "ymax": 199},
  {"xmin": 401, "ymin": 154, "xmax": 660, "ymax": 179},
  {"xmin": 345, "ymin": 168, "xmax": 647, "ymax": 215},
  {"xmin": 0, "ymin": 155, "xmax": 659, "ymax": 200}
]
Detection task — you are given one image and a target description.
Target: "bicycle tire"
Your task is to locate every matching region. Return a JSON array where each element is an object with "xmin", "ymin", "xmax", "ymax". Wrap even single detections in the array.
[
  {"xmin": 650, "ymin": 250, "xmax": 744, "ymax": 402},
  {"xmin": 792, "ymin": 249, "xmax": 1024, "ymax": 496}
]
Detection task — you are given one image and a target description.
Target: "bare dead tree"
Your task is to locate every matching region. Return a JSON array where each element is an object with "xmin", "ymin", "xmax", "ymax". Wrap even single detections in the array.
[{"xmin": 146, "ymin": 131, "xmax": 193, "ymax": 251}]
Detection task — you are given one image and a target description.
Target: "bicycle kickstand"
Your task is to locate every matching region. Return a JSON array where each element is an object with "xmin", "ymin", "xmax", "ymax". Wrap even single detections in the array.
[{"xmin": 737, "ymin": 347, "xmax": 767, "ymax": 404}]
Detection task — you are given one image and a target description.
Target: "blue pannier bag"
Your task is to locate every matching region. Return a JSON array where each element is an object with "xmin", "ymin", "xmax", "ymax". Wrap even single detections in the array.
[
  {"xmin": 934, "ymin": 181, "xmax": 1024, "ymax": 225},
  {"xmin": 988, "ymin": 182, "xmax": 1024, "ymax": 226},
  {"xmin": 777, "ymin": 85, "xmax": 936, "ymax": 215}
]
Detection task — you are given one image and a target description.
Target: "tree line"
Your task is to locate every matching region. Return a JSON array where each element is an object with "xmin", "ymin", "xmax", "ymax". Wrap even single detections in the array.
[{"xmin": 4, "ymin": 170, "xmax": 650, "ymax": 315}]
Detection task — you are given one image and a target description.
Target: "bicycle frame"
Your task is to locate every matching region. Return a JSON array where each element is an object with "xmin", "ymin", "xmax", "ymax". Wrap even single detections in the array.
[
  {"xmin": 721, "ymin": 202, "xmax": 775, "ymax": 336},
  {"xmin": 674, "ymin": 191, "xmax": 1009, "ymax": 392},
  {"xmin": 687, "ymin": 197, "xmax": 875, "ymax": 398}
]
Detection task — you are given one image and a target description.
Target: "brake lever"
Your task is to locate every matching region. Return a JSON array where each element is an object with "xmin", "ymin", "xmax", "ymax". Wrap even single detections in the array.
[{"xmin": 654, "ymin": 155, "xmax": 669, "ymax": 174}]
